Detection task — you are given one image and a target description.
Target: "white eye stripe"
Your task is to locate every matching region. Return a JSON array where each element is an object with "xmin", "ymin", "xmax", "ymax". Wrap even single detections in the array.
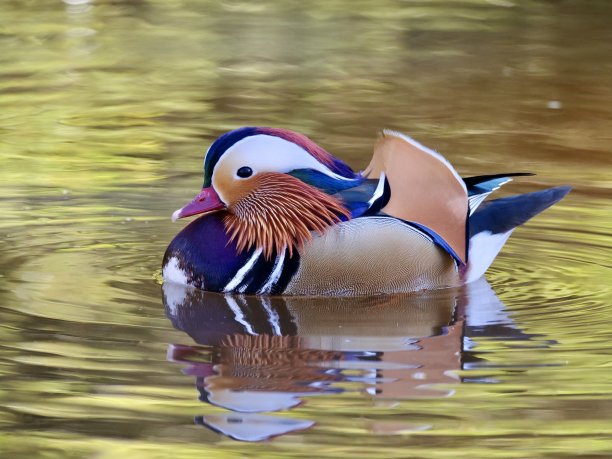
[{"xmin": 212, "ymin": 134, "xmax": 351, "ymax": 203}]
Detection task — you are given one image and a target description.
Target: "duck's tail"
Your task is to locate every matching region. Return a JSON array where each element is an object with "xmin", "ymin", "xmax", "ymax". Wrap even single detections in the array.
[{"xmin": 465, "ymin": 186, "xmax": 571, "ymax": 283}]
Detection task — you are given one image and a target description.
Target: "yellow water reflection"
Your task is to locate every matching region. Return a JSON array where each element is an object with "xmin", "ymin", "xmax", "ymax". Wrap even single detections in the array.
[
  {"xmin": 1, "ymin": 0, "xmax": 611, "ymax": 458},
  {"xmin": 163, "ymin": 283, "xmax": 465, "ymax": 440}
]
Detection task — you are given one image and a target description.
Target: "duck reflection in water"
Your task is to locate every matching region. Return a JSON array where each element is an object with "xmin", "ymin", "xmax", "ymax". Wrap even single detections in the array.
[{"xmin": 163, "ymin": 278, "xmax": 533, "ymax": 442}]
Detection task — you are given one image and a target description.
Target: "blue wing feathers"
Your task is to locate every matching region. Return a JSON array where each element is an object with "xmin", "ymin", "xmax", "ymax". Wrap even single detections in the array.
[
  {"xmin": 293, "ymin": 167, "xmax": 569, "ymax": 261},
  {"xmin": 465, "ymin": 173, "xmax": 535, "ymax": 215},
  {"xmin": 469, "ymin": 186, "xmax": 571, "ymax": 237},
  {"xmin": 289, "ymin": 169, "xmax": 390, "ymax": 218},
  {"xmin": 288, "ymin": 168, "xmax": 364, "ymax": 194},
  {"xmin": 464, "ymin": 173, "xmax": 534, "ymax": 196},
  {"xmin": 404, "ymin": 220, "xmax": 465, "ymax": 266}
]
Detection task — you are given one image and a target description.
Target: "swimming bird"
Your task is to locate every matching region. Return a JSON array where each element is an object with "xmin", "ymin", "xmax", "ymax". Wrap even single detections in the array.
[{"xmin": 163, "ymin": 127, "xmax": 570, "ymax": 295}]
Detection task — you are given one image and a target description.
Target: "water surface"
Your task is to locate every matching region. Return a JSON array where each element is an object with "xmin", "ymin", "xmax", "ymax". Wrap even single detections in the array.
[{"xmin": 1, "ymin": 1, "xmax": 611, "ymax": 458}]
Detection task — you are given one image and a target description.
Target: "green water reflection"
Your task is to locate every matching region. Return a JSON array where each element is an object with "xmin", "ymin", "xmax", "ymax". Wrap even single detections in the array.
[{"xmin": 1, "ymin": 0, "xmax": 611, "ymax": 458}]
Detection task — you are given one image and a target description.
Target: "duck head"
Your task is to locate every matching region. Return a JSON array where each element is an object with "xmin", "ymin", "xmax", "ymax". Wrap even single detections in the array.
[{"xmin": 172, "ymin": 127, "xmax": 362, "ymax": 258}]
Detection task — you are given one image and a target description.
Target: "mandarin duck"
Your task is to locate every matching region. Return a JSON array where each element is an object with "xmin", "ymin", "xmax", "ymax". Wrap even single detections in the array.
[{"xmin": 163, "ymin": 127, "xmax": 570, "ymax": 295}]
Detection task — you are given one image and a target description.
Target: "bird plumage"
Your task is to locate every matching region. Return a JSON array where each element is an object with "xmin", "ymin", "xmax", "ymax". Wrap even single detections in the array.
[
  {"xmin": 163, "ymin": 127, "xmax": 570, "ymax": 295},
  {"xmin": 223, "ymin": 172, "xmax": 351, "ymax": 259}
]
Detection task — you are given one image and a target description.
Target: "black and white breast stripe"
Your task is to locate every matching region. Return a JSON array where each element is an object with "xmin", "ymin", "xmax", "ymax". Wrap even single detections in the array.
[
  {"xmin": 222, "ymin": 247, "xmax": 300, "ymax": 294},
  {"xmin": 364, "ymin": 173, "xmax": 391, "ymax": 216}
]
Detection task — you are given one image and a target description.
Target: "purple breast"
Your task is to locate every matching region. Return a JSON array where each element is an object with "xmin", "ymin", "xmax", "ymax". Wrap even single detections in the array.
[{"xmin": 163, "ymin": 212, "xmax": 252, "ymax": 291}]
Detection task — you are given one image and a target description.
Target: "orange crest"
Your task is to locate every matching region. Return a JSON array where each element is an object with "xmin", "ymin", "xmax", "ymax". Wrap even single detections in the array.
[{"xmin": 223, "ymin": 173, "xmax": 350, "ymax": 259}]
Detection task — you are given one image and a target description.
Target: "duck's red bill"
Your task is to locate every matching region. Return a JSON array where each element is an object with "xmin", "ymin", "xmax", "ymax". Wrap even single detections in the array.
[{"xmin": 172, "ymin": 187, "xmax": 225, "ymax": 221}]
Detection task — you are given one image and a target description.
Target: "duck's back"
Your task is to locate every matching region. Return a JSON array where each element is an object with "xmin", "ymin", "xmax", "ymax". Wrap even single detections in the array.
[{"xmin": 284, "ymin": 216, "xmax": 461, "ymax": 296}]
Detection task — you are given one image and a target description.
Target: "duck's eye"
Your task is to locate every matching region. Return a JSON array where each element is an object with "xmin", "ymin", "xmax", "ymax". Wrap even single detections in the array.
[{"xmin": 236, "ymin": 166, "xmax": 253, "ymax": 178}]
